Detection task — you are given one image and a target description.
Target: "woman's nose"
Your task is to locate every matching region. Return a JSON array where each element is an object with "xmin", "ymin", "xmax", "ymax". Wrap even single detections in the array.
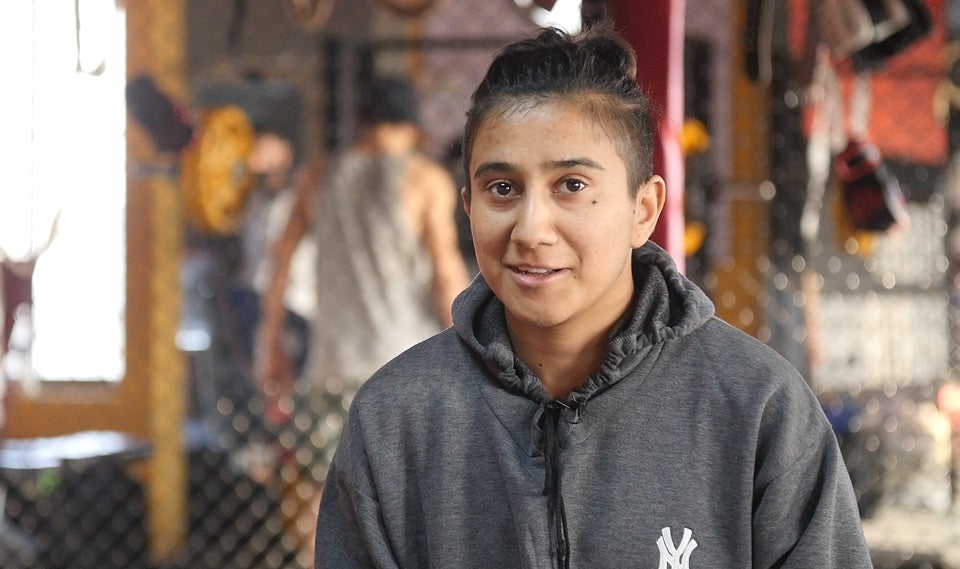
[{"xmin": 511, "ymin": 190, "xmax": 558, "ymax": 249}]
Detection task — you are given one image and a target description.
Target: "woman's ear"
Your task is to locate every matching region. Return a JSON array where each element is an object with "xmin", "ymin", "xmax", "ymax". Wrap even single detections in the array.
[
  {"xmin": 461, "ymin": 186, "xmax": 471, "ymax": 217},
  {"xmin": 631, "ymin": 175, "xmax": 666, "ymax": 248}
]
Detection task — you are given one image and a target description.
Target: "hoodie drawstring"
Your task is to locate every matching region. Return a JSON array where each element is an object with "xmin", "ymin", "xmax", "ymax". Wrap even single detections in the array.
[{"xmin": 541, "ymin": 400, "xmax": 580, "ymax": 569}]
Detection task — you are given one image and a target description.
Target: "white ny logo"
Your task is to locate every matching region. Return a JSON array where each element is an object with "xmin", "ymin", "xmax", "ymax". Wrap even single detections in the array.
[{"xmin": 656, "ymin": 527, "xmax": 698, "ymax": 569}]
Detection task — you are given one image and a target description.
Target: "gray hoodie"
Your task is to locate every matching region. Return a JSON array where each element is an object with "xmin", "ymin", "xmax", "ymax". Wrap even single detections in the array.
[{"xmin": 315, "ymin": 242, "xmax": 873, "ymax": 569}]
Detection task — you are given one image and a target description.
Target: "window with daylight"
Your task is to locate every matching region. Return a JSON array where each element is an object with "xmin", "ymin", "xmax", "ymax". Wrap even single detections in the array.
[
  {"xmin": 512, "ymin": 0, "xmax": 583, "ymax": 32},
  {"xmin": 0, "ymin": 0, "xmax": 127, "ymax": 383}
]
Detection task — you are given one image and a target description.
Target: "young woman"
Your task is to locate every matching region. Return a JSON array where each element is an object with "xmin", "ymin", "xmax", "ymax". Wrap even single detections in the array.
[{"xmin": 315, "ymin": 25, "xmax": 872, "ymax": 569}]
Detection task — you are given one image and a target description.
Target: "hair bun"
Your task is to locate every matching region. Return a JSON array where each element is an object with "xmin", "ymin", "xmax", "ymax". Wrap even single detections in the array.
[{"xmin": 580, "ymin": 33, "xmax": 637, "ymax": 82}]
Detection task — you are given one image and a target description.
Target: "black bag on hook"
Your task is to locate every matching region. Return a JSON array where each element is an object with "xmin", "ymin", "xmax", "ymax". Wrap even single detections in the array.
[
  {"xmin": 126, "ymin": 75, "xmax": 195, "ymax": 154},
  {"xmin": 834, "ymin": 139, "xmax": 911, "ymax": 232},
  {"xmin": 851, "ymin": 0, "xmax": 932, "ymax": 71}
]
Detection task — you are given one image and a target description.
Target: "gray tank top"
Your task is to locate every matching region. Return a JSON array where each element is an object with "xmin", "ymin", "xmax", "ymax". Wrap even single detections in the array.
[{"xmin": 306, "ymin": 149, "xmax": 440, "ymax": 389}]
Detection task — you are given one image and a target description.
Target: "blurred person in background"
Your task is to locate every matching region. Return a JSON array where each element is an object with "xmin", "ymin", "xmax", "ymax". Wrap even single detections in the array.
[{"xmin": 255, "ymin": 75, "xmax": 471, "ymax": 566}]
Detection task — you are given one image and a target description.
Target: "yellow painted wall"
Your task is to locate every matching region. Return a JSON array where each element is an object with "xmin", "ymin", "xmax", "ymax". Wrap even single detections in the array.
[{"xmin": 713, "ymin": 0, "xmax": 770, "ymax": 338}]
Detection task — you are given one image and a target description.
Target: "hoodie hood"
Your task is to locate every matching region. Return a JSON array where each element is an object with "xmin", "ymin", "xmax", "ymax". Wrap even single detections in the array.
[
  {"xmin": 452, "ymin": 241, "xmax": 716, "ymax": 407},
  {"xmin": 452, "ymin": 241, "xmax": 717, "ymax": 568}
]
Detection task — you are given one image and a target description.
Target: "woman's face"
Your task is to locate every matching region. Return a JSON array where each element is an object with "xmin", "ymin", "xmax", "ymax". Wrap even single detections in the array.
[{"xmin": 464, "ymin": 99, "xmax": 664, "ymax": 338}]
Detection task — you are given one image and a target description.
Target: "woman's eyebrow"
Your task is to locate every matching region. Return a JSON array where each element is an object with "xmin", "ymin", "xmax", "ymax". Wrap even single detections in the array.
[
  {"xmin": 473, "ymin": 161, "xmax": 514, "ymax": 180},
  {"xmin": 473, "ymin": 157, "xmax": 606, "ymax": 180},
  {"xmin": 545, "ymin": 157, "xmax": 606, "ymax": 171}
]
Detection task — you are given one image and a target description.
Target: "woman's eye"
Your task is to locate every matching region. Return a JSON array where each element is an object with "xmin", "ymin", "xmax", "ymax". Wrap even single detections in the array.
[
  {"xmin": 489, "ymin": 181, "xmax": 513, "ymax": 197},
  {"xmin": 562, "ymin": 178, "xmax": 586, "ymax": 193}
]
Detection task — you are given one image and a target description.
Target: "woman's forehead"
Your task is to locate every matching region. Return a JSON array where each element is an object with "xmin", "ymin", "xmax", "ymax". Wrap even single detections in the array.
[
  {"xmin": 470, "ymin": 104, "xmax": 628, "ymax": 180},
  {"xmin": 473, "ymin": 100, "xmax": 621, "ymax": 156}
]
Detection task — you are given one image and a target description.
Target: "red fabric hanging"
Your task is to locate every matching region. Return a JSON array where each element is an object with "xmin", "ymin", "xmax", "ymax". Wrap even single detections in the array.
[{"xmin": 608, "ymin": 0, "xmax": 687, "ymax": 272}]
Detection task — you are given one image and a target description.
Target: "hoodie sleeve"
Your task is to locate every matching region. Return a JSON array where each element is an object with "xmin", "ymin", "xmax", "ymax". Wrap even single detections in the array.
[
  {"xmin": 315, "ymin": 408, "xmax": 400, "ymax": 569},
  {"xmin": 751, "ymin": 416, "xmax": 873, "ymax": 568}
]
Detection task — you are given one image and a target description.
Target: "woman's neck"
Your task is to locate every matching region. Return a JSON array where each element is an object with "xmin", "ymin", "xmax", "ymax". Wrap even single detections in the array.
[{"xmin": 507, "ymin": 320, "xmax": 611, "ymax": 400}]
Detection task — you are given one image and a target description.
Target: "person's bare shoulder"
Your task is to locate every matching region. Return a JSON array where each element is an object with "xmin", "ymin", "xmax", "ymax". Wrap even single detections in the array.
[
  {"xmin": 405, "ymin": 152, "xmax": 457, "ymax": 196},
  {"xmin": 396, "ymin": 152, "xmax": 459, "ymax": 241}
]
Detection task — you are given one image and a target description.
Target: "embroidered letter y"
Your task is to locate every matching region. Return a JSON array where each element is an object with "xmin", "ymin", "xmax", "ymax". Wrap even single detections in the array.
[{"xmin": 656, "ymin": 527, "xmax": 698, "ymax": 569}]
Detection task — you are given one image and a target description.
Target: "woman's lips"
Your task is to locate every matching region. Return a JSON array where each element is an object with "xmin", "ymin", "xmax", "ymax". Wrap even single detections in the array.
[{"xmin": 508, "ymin": 264, "xmax": 565, "ymax": 286}]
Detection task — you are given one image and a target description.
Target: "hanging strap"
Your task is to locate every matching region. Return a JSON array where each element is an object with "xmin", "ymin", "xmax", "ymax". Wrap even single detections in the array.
[
  {"xmin": 540, "ymin": 400, "xmax": 578, "ymax": 569},
  {"xmin": 801, "ymin": 49, "xmax": 874, "ymax": 243}
]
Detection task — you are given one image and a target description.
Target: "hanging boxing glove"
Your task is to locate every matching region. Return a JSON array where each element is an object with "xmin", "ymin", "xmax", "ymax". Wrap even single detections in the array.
[{"xmin": 834, "ymin": 138, "xmax": 911, "ymax": 232}]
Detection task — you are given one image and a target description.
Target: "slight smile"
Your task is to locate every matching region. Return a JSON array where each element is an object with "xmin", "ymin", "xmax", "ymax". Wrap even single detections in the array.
[{"xmin": 508, "ymin": 264, "xmax": 567, "ymax": 286}]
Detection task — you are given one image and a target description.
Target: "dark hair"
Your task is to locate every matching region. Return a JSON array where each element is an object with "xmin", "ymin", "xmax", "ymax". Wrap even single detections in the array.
[
  {"xmin": 358, "ymin": 76, "xmax": 420, "ymax": 126},
  {"xmin": 462, "ymin": 25, "xmax": 656, "ymax": 196}
]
